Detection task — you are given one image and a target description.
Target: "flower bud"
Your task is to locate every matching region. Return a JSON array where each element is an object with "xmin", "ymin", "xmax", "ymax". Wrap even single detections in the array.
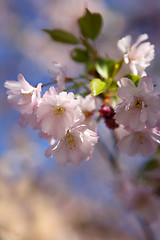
[
  {"xmin": 99, "ymin": 104, "xmax": 115, "ymax": 118},
  {"xmin": 99, "ymin": 104, "xmax": 119, "ymax": 129},
  {"xmin": 105, "ymin": 118, "xmax": 119, "ymax": 129}
]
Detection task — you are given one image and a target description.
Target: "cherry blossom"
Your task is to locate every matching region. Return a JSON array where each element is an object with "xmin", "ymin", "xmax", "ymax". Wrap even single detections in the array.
[
  {"xmin": 49, "ymin": 62, "xmax": 66, "ymax": 92},
  {"xmin": 18, "ymin": 111, "xmax": 41, "ymax": 130},
  {"xmin": 77, "ymin": 94, "xmax": 97, "ymax": 131},
  {"xmin": 117, "ymin": 34, "xmax": 155, "ymax": 76},
  {"xmin": 45, "ymin": 124, "xmax": 98, "ymax": 166},
  {"xmin": 118, "ymin": 129, "xmax": 159, "ymax": 157},
  {"xmin": 37, "ymin": 86, "xmax": 84, "ymax": 139},
  {"xmin": 114, "ymin": 77, "xmax": 160, "ymax": 131},
  {"xmin": 4, "ymin": 74, "xmax": 42, "ymax": 114},
  {"xmin": 77, "ymin": 94, "xmax": 96, "ymax": 113}
]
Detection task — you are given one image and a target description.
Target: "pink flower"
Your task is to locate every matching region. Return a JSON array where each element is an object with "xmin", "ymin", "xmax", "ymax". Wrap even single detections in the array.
[
  {"xmin": 117, "ymin": 34, "xmax": 155, "ymax": 76},
  {"xmin": 77, "ymin": 94, "xmax": 96, "ymax": 113},
  {"xmin": 156, "ymin": 111, "xmax": 160, "ymax": 130},
  {"xmin": 77, "ymin": 94, "xmax": 97, "ymax": 131},
  {"xmin": 18, "ymin": 111, "xmax": 41, "ymax": 130},
  {"xmin": 49, "ymin": 62, "xmax": 66, "ymax": 92},
  {"xmin": 4, "ymin": 74, "xmax": 42, "ymax": 114},
  {"xmin": 118, "ymin": 129, "xmax": 158, "ymax": 157},
  {"xmin": 45, "ymin": 124, "xmax": 98, "ymax": 166},
  {"xmin": 37, "ymin": 86, "xmax": 84, "ymax": 139},
  {"xmin": 115, "ymin": 77, "xmax": 160, "ymax": 131}
]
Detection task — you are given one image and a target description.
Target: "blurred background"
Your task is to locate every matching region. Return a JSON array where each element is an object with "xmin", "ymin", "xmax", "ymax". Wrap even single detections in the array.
[{"xmin": 0, "ymin": 0, "xmax": 160, "ymax": 239}]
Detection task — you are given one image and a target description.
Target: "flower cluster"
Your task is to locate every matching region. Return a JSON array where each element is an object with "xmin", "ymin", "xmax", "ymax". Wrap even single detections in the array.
[
  {"xmin": 114, "ymin": 76, "xmax": 160, "ymax": 157},
  {"xmin": 4, "ymin": 71, "xmax": 98, "ymax": 166},
  {"xmin": 96, "ymin": 33, "xmax": 159, "ymax": 157},
  {"xmin": 4, "ymin": 10, "xmax": 160, "ymax": 161}
]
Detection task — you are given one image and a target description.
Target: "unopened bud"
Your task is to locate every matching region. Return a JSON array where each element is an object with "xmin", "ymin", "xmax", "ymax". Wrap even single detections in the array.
[
  {"xmin": 99, "ymin": 104, "xmax": 115, "ymax": 118},
  {"xmin": 105, "ymin": 118, "xmax": 119, "ymax": 129},
  {"xmin": 99, "ymin": 104, "xmax": 119, "ymax": 129}
]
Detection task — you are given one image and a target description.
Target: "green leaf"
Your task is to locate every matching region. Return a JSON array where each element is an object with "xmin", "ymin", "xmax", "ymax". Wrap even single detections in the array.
[
  {"xmin": 124, "ymin": 74, "xmax": 141, "ymax": 87},
  {"xmin": 95, "ymin": 59, "xmax": 108, "ymax": 79},
  {"xmin": 43, "ymin": 29, "xmax": 79, "ymax": 44},
  {"xmin": 108, "ymin": 80, "xmax": 118, "ymax": 91},
  {"xmin": 90, "ymin": 78, "xmax": 112, "ymax": 96},
  {"xmin": 78, "ymin": 9, "xmax": 103, "ymax": 40},
  {"xmin": 95, "ymin": 58, "xmax": 116, "ymax": 79},
  {"xmin": 71, "ymin": 48, "xmax": 89, "ymax": 62}
]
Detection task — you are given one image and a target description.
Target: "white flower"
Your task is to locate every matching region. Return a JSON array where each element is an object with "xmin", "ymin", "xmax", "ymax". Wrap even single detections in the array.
[
  {"xmin": 115, "ymin": 77, "xmax": 160, "ymax": 131},
  {"xmin": 77, "ymin": 94, "xmax": 97, "ymax": 131},
  {"xmin": 4, "ymin": 74, "xmax": 42, "ymax": 114},
  {"xmin": 49, "ymin": 62, "xmax": 66, "ymax": 92},
  {"xmin": 77, "ymin": 94, "xmax": 96, "ymax": 113},
  {"xmin": 45, "ymin": 124, "xmax": 98, "ymax": 166},
  {"xmin": 18, "ymin": 112, "xmax": 40, "ymax": 130},
  {"xmin": 37, "ymin": 86, "xmax": 84, "ymax": 139},
  {"xmin": 118, "ymin": 129, "xmax": 158, "ymax": 157},
  {"xmin": 117, "ymin": 34, "xmax": 155, "ymax": 76}
]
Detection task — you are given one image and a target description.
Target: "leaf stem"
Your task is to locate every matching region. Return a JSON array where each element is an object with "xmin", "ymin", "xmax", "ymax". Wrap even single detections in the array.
[
  {"xmin": 41, "ymin": 81, "xmax": 55, "ymax": 88},
  {"xmin": 81, "ymin": 37, "xmax": 98, "ymax": 61}
]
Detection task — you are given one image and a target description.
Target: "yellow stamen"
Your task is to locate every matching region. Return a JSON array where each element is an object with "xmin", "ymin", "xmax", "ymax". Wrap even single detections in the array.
[
  {"xmin": 65, "ymin": 132, "xmax": 76, "ymax": 150},
  {"xmin": 22, "ymin": 91, "xmax": 33, "ymax": 96},
  {"xmin": 135, "ymin": 98, "xmax": 143, "ymax": 110},
  {"xmin": 55, "ymin": 106, "xmax": 64, "ymax": 115},
  {"xmin": 137, "ymin": 133, "xmax": 144, "ymax": 144}
]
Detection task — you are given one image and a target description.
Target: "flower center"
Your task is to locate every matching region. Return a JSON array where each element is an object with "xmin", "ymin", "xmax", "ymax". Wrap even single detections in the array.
[
  {"xmin": 128, "ymin": 52, "xmax": 137, "ymax": 61},
  {"xmin": 135, "ymin": 97, "xmax": 143, "ymax": 110},
  {"xmin": 55, "ymin": 106, "xmax": 64, "ymax": 115},
  {"xmin": 65, "ymin": 132, "xmax": 76, "ymax": 150},
  {"xmin": 21, "ymin": 90, "xmax": 33, "ymax": 96},
  {"xmin": 83, "ymin": 111, "xmax": 94, "ymax": 118},
  {"xmin": 136, "ymin": 132, "xmax": 144, "ymax": 144}
]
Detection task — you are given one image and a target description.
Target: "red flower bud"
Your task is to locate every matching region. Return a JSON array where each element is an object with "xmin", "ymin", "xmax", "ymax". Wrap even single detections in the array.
[
  {"xmin": 105, "ymin": 118, "xmax": 119, "ymax": 129},
  {"xmin": 99, "ymin": 104, "xmax": 119, "ymax": 129},
  {"xmin": 99, "ymin": 104, "xmax": 115, "ymax": 118}
]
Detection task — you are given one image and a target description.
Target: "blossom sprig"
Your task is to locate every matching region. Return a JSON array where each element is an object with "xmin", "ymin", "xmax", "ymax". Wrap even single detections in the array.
[
  {"xmin": 4, "ymin": 68, "xmax": 99, "ymax": 166},
  {"xmin": 4, "ymin": 8, "xmax": 160, "ymax": 165}
]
